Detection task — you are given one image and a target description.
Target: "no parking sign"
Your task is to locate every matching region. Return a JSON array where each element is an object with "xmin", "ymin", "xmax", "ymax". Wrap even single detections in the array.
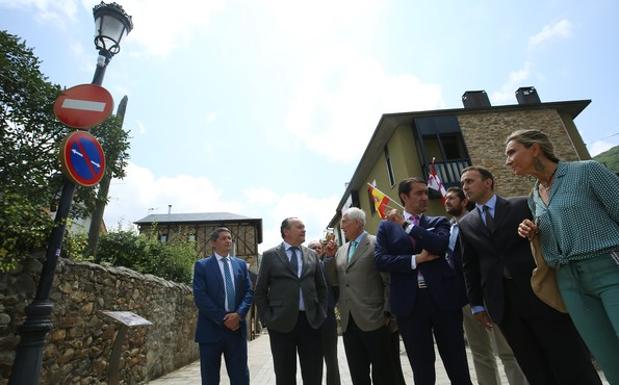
[{"xmin": 59, "ymin": 131, "xmax": 106, "ymax": 187}]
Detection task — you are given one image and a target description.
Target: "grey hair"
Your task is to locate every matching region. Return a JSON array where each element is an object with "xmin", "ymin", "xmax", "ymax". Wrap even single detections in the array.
[
  {"xmin": 342, "ymin": 207, "xmax": 366, "ymax": 226},
  {"xmin": 307, "ymin": 240, "xmax": 321, "ymax": 249},
  {"xmin": 505, "ymin": 129, "xmax": 560, "ymax": 163}
]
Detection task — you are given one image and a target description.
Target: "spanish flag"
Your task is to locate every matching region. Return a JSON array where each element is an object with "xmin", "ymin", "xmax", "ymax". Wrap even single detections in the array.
[{"xmin": 367, "ymin": 184, "xmax": 392, "ymax": 219}]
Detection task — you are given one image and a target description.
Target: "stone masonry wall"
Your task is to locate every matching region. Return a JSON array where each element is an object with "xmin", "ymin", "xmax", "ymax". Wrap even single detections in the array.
[
  {"xmin": 458, "ymin": 108, "xmax": 582, "ymax": 197},
  {"xmin": 0, "ymin": 255, "xmax": 198, "ymax": 384}
]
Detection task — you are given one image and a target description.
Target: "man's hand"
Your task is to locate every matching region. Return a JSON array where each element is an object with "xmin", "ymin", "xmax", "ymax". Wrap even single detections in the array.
[
  {"xmin": 386, "ymin": 209, "xmax": 405, "ymax": 225},
  {"xmin": 324, "ymin": 240, "xmax": 337, "ymax": 257},
  {"xmin": 474, "ymin": 311, "xmax": 493, "ymax": 330},
  {"xmin": 518, "ymin": 219, "xmax": 538, "ymax": 240},
  {"xmin": 415, "ymin": 249, "xmax": 440, "ymax": 264},
  {"xmin": 223, "ymin": 312, "xmax": 241, "ymax": 331}
]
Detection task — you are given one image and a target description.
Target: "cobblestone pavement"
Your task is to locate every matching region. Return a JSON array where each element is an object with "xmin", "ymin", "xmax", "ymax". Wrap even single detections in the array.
[{"xmin": 146, "ymin": 332, "xmax": 609, "ymax": 385}]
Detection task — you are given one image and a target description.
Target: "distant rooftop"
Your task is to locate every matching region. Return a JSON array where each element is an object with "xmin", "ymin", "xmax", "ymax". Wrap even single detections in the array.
[{"xmin": 134, "ymin": 212, "xmax": 261, "ymax": 224}]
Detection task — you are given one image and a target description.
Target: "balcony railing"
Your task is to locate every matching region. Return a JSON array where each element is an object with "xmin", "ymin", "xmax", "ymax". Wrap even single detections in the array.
[{"xmin": 425, "ymin": 158, "xmax": 471, "ymax": 187}]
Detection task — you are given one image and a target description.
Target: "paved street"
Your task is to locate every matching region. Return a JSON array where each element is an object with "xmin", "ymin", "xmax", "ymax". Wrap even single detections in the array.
[{"xmin": 147, "ymin": 330, "xmax": 572, "ymax": 385}]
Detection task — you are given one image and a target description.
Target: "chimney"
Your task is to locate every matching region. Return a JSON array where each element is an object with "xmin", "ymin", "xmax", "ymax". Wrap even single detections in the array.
[
  {"xmin": 515, "ymin": 86, "xmax": 541, "ymax": 105},
  {"xmin": 462, "ymin": 90, "xmax": 491, "ymax": 109},
  {"xmin": 168, "ymin": 204, "xmax": 172, "ymax": 214}
]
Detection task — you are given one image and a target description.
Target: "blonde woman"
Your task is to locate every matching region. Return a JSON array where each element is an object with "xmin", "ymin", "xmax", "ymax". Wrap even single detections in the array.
[{"xmin": 505, "ymin": 129, "xmax": 619, "ymax": 385}]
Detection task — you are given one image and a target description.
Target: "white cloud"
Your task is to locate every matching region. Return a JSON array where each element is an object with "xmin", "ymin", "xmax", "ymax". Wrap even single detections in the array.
[
  {"xmin": 588, "ymin": 140, "xmax": 618, "ymax": 157},
  {"xmin": 529, "ymin": 19, "xmax": 572, "ymax": 48},
  {"xmin": 253, "ymin": 0, "xmax": 442, "ymax": 163},
  {"xmin": 104, "ymin": 165, "xmax": 338, "ymax": 252},
  {"xmin": 87, "ymin": 0, "xmax": 227, "ymax": 57},
  {"xmin": 0, "ymin": 0, "xmax": 225, "ymax": 56},
  {"xmin": 206, "ymin": 112, "xmax": 217, "ymax": 125},
  {"xmin": 244, "ymin": 187, "xmax": 279, "ymax": 205},
  {"xmin": 104, "ymin": 162, "xmax": 242, "ymax": 229},
  {"xmin": 490, "ymin": 62, "xmax": 533, "ymax": 104},
  {"xmin": 0, "ymin": 0, "xmax": 78, "ymax": 23},
  {"xmin": 245, "ymin": 189, "xmax": 340, "ymax": 251},
  {"xmin": 136, "ymin": 120, "xmax": 147, "ymax": 135},
  {"xmin": 286, "ymin": 54, "xmax": 444, "ymax": 162}
]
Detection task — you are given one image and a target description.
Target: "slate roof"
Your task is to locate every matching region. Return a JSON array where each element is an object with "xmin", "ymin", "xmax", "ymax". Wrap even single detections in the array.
[{"xmin": 134, "ymin": 212, "xmax": 260, "ymax": 224}]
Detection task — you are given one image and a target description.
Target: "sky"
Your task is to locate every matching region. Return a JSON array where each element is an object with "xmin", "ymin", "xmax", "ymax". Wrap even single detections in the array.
[{"xmin": 2, "ymin": 0, "xmax": 618, "ymax": 251}]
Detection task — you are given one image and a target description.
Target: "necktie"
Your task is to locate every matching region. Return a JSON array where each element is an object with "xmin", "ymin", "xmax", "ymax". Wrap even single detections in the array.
[
  {"xmin": 289, "ymin": 247, "xmax": 299, "ymax": 276},
  {"xmin": 222, "ymin": 257, "xmax": 235, "ymax": 311},
  {"xmin": 446, "ymin": 224, "xmax": 458, "ymax": 269},
  {"xmin": 483, "ymin": 205, "xmax": 495, "ymax": 232},
  {"xmin": 412, "ymin": 215, "xmax": 420, "ymax": 226},
  {"xmin": 347, "ymin": 240, "xmax": 358, "ymax": 262}
]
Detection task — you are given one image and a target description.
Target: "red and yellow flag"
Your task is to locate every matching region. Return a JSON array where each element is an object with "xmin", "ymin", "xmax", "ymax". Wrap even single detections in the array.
[{"xmin": 368, "ymin": 184, "xmax": 392, "ymax": 219}]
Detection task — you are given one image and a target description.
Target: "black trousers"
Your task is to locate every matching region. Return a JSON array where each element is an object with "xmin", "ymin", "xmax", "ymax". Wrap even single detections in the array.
[
  {"xmin": 268, "ymin": 312, "xmax": 323, "ymax": 385},
  {"xmin": 343, "ymin": 316, "xmax": 395, "ymax": 385},
  {"xmin": 321, "ymin": 309, "xmax": 341, "ymax": 385},
  {"xmin": 498, "ymin": 278, "xmax": 601, "ymax": 385},
  {"xmin": 398, "ymin": 288, "xmax": 472, "ymax": 385}
]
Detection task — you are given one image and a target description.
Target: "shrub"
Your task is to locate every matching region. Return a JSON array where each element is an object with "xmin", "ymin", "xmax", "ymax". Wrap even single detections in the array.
[
  {"xmin": 96, "ymin": 229, "xmax": 197, "ymax": 284},
  {"xmin": 0, "ymin": 192, "xmax": 53, "ymax": 272}
]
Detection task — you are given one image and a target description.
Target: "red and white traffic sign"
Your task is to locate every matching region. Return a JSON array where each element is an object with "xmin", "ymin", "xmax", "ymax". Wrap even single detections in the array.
[
  {"xmin": 53, "ymin": 84, "xmax": 114, "ymax": 129},
  {"xmin": 59, "ymin": 131, "xmax": 106, "ymax": 187}
]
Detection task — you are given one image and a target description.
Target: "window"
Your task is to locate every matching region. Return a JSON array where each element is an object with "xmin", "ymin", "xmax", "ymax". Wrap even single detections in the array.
[
  {"xmin": 384, "ymin": 145, "xmax": 395, "ymax": 186},
  {"xmin": 159, "ymin": 234, "xmax": 168, "ymax": 243},
  {"xmin": 188, "ymin": 234, "xmax": 196, "ymax": 242},
  {"xmin": 413, "ymin": 116, "xmax": 471, "ymax": 188}
]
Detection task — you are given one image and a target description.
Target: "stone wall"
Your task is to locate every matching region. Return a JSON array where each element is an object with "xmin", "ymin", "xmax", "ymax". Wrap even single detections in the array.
[
  {"xmin": 458, "ymin": 108, "xmax": 582, "ymax": 197},
  {"xmin": 0, "ymin": 255, "xmax": 199, "ymax": 384}
]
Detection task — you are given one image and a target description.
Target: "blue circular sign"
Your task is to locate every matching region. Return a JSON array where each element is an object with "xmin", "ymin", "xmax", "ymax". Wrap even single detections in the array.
[{"xmin": 60, "ymin": 131, "xmax": 106, "ymax": 187}]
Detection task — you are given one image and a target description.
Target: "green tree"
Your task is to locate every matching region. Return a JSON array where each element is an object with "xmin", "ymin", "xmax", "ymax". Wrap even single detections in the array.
[{"xmin": 0, "ymin": 30, "xmax": 131, "ymax": 271}]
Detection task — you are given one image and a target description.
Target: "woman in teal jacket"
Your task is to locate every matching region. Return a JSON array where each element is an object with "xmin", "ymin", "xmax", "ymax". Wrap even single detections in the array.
[{"xmin": 505, "ymin": 128, "xmax": 619, "ymax": 385}]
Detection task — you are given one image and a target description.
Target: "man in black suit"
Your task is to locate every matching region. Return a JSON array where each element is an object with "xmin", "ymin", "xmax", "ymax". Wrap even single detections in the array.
[
  {"xmin": 308, "ymin": 240, "xmax": 341, "ymax": 385},
  {"xmin": 458, "ymin": 166, "xmax": 601, "ymax": 385},
  {"xmin": 255, "ymin": 217, "xmax": 327, "ymax": 385},
  {"xmin": 375, "ymin": 177, "xmax": 472, "ymax": 385}
]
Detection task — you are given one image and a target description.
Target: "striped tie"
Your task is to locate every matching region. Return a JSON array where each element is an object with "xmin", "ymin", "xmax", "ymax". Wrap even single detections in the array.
[{"xmin": 222, "ymin": 257, "xmax": 235, "ymax": 311}]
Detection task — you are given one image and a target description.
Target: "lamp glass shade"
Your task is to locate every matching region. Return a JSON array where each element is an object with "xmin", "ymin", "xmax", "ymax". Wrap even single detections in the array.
[{"xmin": 93, "ymin": 2, "xmax": 133, "ymax": 56}]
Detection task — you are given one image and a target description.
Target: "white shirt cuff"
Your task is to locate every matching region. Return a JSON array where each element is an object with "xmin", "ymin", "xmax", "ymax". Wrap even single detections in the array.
[{"xmin": 411, "ymin": 255, "xmax": 417, "ymax": 270}]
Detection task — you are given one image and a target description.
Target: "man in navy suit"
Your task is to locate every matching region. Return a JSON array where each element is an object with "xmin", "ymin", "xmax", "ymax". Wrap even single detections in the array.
[
  {"xmin": 193, "ymin": 227, "xmax": 254, "ymax": 385},
  {"xmin": 375, "ymin": 177, "xmax": 472, "ymax": 385}
]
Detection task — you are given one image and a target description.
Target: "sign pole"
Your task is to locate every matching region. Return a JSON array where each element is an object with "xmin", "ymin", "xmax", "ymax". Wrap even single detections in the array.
[{"xmin": 8, "ymin": 56, "xmax": 108, "ymax": 385}]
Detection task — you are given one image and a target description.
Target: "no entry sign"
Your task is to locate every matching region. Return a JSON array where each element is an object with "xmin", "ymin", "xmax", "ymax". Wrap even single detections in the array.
[
  {"xmin": 60, "ymin": 131, "xmax": 106, "ymax": 187},
  {"xmin": 53, "ymin": 84, "xmax": 114, "ymax": 129}
]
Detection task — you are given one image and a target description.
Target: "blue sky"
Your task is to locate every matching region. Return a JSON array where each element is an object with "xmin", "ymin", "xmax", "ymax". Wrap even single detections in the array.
[{"xmin": 2, "ymin": 0, "xmax": 618, "ymax": 250}]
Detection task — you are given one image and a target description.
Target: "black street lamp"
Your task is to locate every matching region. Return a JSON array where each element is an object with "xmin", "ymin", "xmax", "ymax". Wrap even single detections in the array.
[{"xmin": 8, "ymin": 3, "xmax": 132, "ymax": 385}]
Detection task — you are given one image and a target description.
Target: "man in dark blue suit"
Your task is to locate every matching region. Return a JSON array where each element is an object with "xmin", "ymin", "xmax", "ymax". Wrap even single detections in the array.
[
  {"xmin": 193, "ymin": 227, "xmax": 254, "ymax": 385},
  {"xmin": 375, "ymin": 177, "xmax": 472, "ymax": 385}
]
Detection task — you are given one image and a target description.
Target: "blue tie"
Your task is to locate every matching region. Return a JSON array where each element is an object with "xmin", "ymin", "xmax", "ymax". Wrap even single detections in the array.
[
  {"xmin": 446, "ymin": 224, "xmax": 458, "ymax": 269},
  {"xmin": 222, "ymin": 257, "xmax": 235, "ymax": 312},
  {"xmin": 289, "ymin": 247, "xmax": 299, "ymax": 276}
]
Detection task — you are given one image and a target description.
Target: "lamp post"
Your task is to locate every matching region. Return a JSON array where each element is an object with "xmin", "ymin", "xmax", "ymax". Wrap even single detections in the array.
[{"xmin": 8, "ymin": 3, "xmax": 132, "ymax": 384}]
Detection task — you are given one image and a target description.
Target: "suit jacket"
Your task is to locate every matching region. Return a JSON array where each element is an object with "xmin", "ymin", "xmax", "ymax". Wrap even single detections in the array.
[
  {"xmin": 193, "ymin": 256, "xmax": 254, "ymax": 343},
  {"xmin": 254, "ymin": 243, "xmax": 327, "ymax": 333},
  {"xmin": 375, "ymin": 216, "xmax": 464, "ymax": 317},
  {"xmin": 459, "ymin": 196, "xmax": 552, "ymax": 324},
  {"xmin": 325, "ymin": 234, "xmax": 389, "ymax": 332}
]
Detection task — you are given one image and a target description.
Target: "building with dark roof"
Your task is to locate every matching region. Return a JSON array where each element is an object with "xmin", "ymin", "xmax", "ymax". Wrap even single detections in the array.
[
  {"xmin": 328, "ymin": 87, "xmax": 591, "ymax": 242},
  {"xmin": 135, "ymin": 211, "xmax": 262, "ymax": 264}
]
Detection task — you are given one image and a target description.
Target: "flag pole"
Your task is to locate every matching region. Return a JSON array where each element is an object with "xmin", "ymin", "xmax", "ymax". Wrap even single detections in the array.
[{"xmin": 366, "ymin": 183, "xmax": 405, "ymax": 210}]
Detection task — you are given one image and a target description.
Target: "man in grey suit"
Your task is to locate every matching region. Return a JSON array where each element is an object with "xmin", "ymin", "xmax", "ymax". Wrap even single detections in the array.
[
  {"xmin": 325, "ymin": 208, "xmax": 396, "ymax": 385},
  {"xmin": 255, "ymin": 217, "xmax": 328, "ymax": 385}
]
